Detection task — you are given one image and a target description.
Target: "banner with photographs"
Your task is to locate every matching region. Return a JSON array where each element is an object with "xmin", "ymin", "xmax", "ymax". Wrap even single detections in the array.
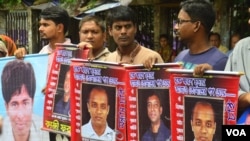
[
  {"xmin": 70, "ymin": 59, "xmax": 126, "ymax": 141},
  {"xmin": 42, "ymin": 43, "xmax": 89, "ymax": 136},
  {"xmin": 0, "ymin": 54, "xmax": 49, "ymax": 140},
  {"xmin": 123, "ymin": 63, "xmax": 181, "ymax": 141},
  {"xmin": 167, "ymin": 69, "xmax": 242, "ymax": 141}
]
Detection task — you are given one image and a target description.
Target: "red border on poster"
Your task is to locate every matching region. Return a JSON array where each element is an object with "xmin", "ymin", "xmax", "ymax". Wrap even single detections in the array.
[
  {"xmin": 124, "ymin": 63, "xmax": 181, "ymax": 141},
  {"xmin": 70, "ymin": 59, "xmax": 127, "ymax": 141},
  {"xmin": 42, "ymin": 43, "xmax": 89, "ymax": 136},
  {"xmin": 167, "ymin": 69, "xmax": 242, "ymax": 141}
]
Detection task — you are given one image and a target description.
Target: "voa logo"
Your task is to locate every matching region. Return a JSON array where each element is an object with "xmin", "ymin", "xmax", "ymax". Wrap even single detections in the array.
[{"xmin": 226, "ymin": 129, "xmax": 246, "ymax": 136}]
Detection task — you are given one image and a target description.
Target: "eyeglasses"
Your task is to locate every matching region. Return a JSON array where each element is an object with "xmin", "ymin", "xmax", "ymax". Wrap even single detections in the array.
[{"xmin": 176, "ymin": 19, "xmax": 194, "ymax": 25}]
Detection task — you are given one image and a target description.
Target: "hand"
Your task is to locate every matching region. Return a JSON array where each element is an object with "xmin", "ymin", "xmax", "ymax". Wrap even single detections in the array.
[
  {"xmin": 41, "ymin": 86, "xmax": 46, "ymax": 95},
  {"xmin": 143, "ymin": 56, "xmax": 158, "ymax": 70},
  {"xmin": 193, "ymin": 63, "xmax": 213, "ymax": 76},
  {"xmin": 14, "ymin": 48, "xmax": 26, "ymax": 59},
  {"xmin": 77, "ymin": 41, "xmax": 93, "ymax": 50},
  {"xmin": 77, "ymin": 42, "xmax": 94, "ymax": 60}
]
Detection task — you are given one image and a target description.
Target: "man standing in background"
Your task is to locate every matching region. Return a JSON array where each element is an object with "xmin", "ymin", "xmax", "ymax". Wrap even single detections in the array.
[{"xmin": 209, "ymin": 32, "xmax": 228, "ymax": 54}]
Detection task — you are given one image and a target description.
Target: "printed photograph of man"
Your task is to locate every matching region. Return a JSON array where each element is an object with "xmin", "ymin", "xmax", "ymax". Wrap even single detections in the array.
[
  {"xmin": 185, "ymin": 96, "xmax": 223, "ymax": 141},
  {"xmin": 0, "ymin": 59, "xmax": 49, "ymax": 141},
  {"xmin": 81, "ymin": 84, "xmax": 116, "ymax": 141},
  {"xmin": 138, "ymin": 89, "xmax": 171, "ymax": 141},
  {"xmin": 53, "ymin": 65, "xmax": 70, "ymax": 116}
]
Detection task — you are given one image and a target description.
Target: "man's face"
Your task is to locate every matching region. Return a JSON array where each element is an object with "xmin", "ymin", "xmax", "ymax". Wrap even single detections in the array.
[
  {"xmin": 6, "ymin": 84, "xmax": 33, "ymax": 137},
  {"xmin": 191, "ymin": 104, "xmax": 216, "ymax": 141},
  {"xmin": 109, "ymin": 21, "xmax": 137, "ymax": 48},
  {"xmin": 174, "ymin": 9, "xmax": 196, "ymax": 43},
  {"xmin": 231, "ymin": 35, "xmax": 240, "ymax": 49},
  {"xmin": 64, "ymin": 71, "xmax": 70, "ymax": 95},
  {"xmin": 87, "ymin": 89, "xmax": 109, "ymax": 128},
  {"xmin": 79, "ymin": 21, "xmax": 106, "ymax": 51},
  {"xmin": 39, "ymin": 18, "xmax": 61, "ymax": 40},
  {"xmin": 147, "ymin": 95, "xmax": 162, "ymax": 123},
  {"xmin": 159, "ymin": 37, "xmax": 168, "ymax": 48},
  {"xmin": 209, "ymin": 35, "xmax": 220, "ymax": 48}
]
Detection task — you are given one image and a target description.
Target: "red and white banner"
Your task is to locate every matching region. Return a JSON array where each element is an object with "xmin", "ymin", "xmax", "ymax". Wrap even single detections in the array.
[
  {"xmin": 43, "ymin": 43, "xmax": 89, "ymax": 136},
  {"xmin": 124, "ymin": 63, "xmax": 181, "ymax": 141},
  {"xmin": 167, "ymin": 69, "xmax": 242, "ymax": 141},
  {"xmin": 70, "ymin": 59, "xmax": 126, "ymax": 141}
]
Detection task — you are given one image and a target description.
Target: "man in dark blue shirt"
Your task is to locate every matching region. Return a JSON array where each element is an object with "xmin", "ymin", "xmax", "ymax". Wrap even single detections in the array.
[
  {"xmin": 142, "ymin": 93, "xmax": 170, "ymax": 141},
  {"xmin": 54, "ymin": 70, "xmax": 70, "ymax": 116}
]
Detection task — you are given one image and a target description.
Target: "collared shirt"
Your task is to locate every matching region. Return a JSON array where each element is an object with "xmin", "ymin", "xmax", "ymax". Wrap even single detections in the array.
[
  {"xmin": 0, "ymin": 114, "xmax": 50, "ymax": 141},
  {"xmin": 39, "ymin": 38, "xmax": 71, "ymax": 76},
  {"xmin": 94, "ymin": 47, "xmax": 110, "ymax": 61},
  {"xmin": 142, "ymin": 120, "xmax": 171, "ymax": 141},
  {"xmin": 81, "ymin": 120, "xmax": 115, "ymax": 141},
  {"xmin": 105, "ymin": 43, "xmax": 163, "ymax": 64},
  {"xmin": 224, "ymin": 37, "xmax": 250, "ymax": 96}
]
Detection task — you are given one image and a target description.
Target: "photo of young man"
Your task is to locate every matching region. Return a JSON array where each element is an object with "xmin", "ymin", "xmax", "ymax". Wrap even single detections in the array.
[
  {"xmin": 138, "ymin": 89, "xmax": 171, "ymax": 141},
  {"xmin": 184, "ymin": 96, "xmax": 223, "ymax": 141},
  {"xmin": 81, "ymin": 84, "xmax": 116, "ymax": 141},
  {"xmin": 53, "ymin": 65, "xmax": 70, "ymax": 116},
  {"xmin": 0, "ymin": 59, "xmax": 49, "ymax": 141}
]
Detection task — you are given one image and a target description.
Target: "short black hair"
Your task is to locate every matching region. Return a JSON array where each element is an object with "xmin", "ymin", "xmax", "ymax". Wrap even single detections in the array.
[
  {"xmin": 40, "ymin": 6, "xmax": 69, "ymax": 34},
  {"xmin": 180, "ymin": 0, "xmax": 215, "ymax": 34},
  {"xmin": 147, "ymin": 93, "xmax": 162, "ymax": 106},
  {"xmin": 79, "ymin": 15, "xmax": 106, "ymax": 32},
  {"xmin": 159, "ymin": 34, "xmax": 169, "ymax": 40},
  {"xmin": 106, "ymin": 5, "xmax": 137, "ymax": 27},
  {"xmin": 209, "ymin": 32, "xmax": 221, "ymax": 40},
  {"xmin": 1, "ymin": 60, "xmax": 36, "ymax": 104}
]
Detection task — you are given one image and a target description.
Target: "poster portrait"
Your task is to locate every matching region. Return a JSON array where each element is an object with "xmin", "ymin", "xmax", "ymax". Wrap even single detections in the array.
[
  {"xmin": 70, "ymin": 59, "xmax": 127, "ymax": 141},
  {"xmin": 0, "ymin": 54, "xmax": 49, "ymax": 141},
  {"xmin": 43, "ymin": 43, "xmax": 89, "ymax": 136},
  {"xmin": 137, "ymin": 88, "xmax": 170, "ymax": 141},
  {"xmin": 184, "ymin": 96, "xmax": 223, "ymax": 141},
  {"xmin": 81, "ymin": 83, "xmax": 116, "ymax": 141},
  {"xmin": 124, "ymin": 63, "xmax": 181, "ymax": 141},
  {"xmin": 167, "ymin": 69, "xmax": 242, "ymax": 141}
]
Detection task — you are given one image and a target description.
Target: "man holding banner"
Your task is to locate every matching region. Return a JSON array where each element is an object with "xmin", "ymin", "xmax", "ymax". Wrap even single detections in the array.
[
  {"xmin": 14, "ymin": 5, "xmax": 71, "ymax": 141},
  {"xmin": 78, "ymin": 14, "xmax": 110, "ymax": 61}
]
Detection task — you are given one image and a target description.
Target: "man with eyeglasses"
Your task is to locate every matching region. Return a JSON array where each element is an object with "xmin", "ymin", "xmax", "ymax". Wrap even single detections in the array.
[{"xmin": 174, "ymin": 0, "xmax": 228, "ymax": 73}]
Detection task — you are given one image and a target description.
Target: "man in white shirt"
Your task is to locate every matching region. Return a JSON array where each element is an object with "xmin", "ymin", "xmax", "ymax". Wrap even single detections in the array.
[{"xmin": 81, "ymin": 86, "xmax": 115, "ymax": 141}]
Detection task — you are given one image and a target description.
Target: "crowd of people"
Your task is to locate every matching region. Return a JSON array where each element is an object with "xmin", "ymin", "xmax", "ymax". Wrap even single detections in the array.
[{"xmin": 0, "ymin": 0, "xmax": 250, "ymax": 140}]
